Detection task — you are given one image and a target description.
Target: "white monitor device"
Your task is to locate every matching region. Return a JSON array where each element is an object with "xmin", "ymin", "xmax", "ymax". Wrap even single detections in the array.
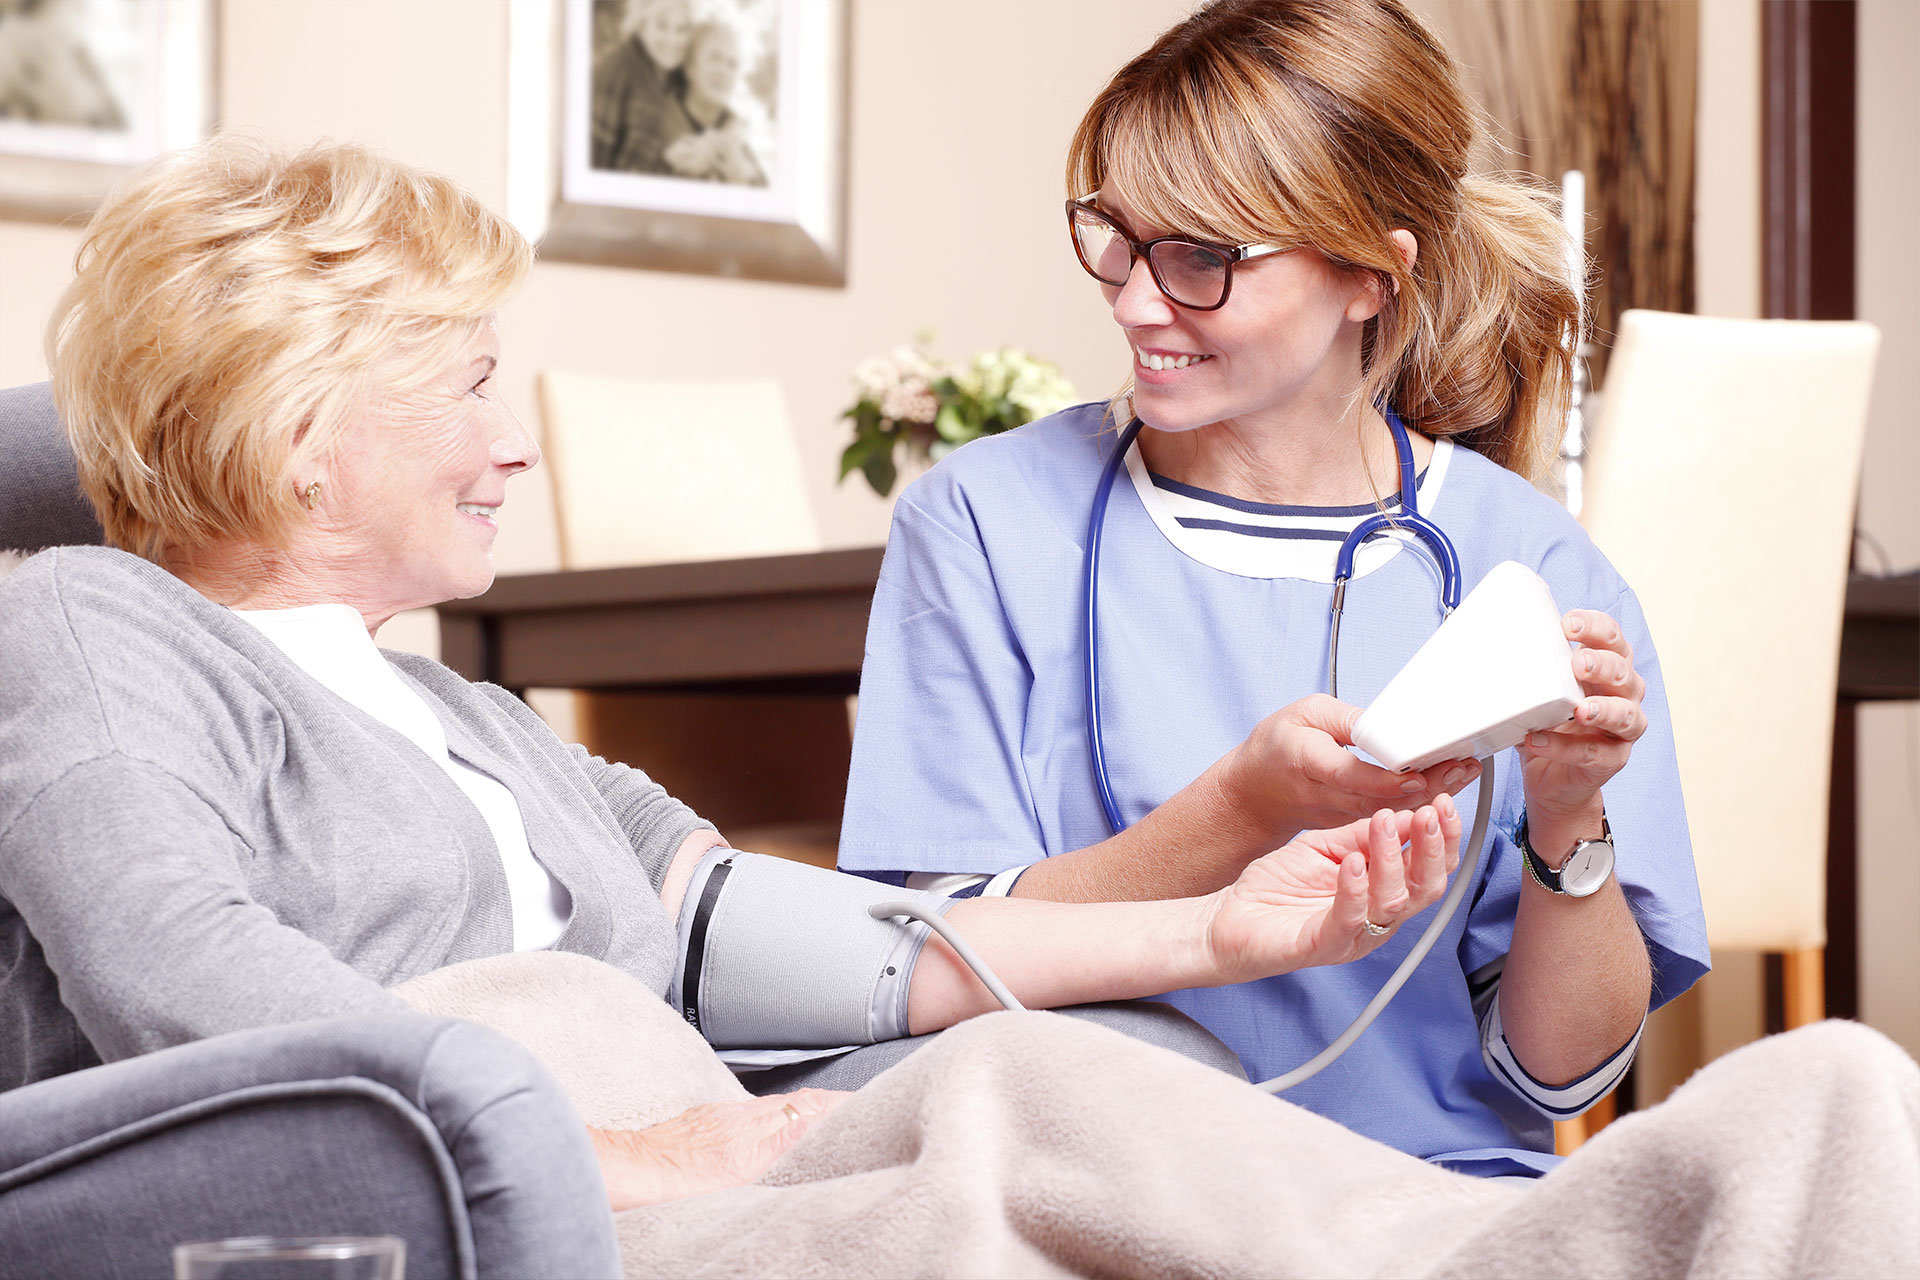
[{"xmin": 1350, "ymin": 561, "xmax": 1583, "ymax": 773}]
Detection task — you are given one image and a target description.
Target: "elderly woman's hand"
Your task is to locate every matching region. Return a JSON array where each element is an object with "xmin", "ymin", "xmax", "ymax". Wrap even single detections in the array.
[
  {"xmin": 1519, "ymin": 610, "xmax": 1648, "ymax": 820},
  {"xmin": 1204, "ymin": 798, "xmax": 1461, "ymax": 983},
  {"xmin": 1225, "ymin": 694, "xmax": 1479, "ymax": 842},
  {"xmin": 589, "ymin": 1089, "xmax": 847, "ymax": 1211}
]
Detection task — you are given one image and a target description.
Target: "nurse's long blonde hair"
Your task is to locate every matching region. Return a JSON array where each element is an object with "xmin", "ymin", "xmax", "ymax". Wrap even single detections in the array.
[{"xmin": 1067, "ymin": 0, "xmax": 1579, "ymax": 480}]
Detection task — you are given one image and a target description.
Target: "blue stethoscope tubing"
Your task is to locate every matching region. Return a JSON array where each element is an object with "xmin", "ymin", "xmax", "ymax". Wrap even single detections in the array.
[{"xmin": 1080, "ymin": 411, "xmax": 1497, "ymax": 1094}]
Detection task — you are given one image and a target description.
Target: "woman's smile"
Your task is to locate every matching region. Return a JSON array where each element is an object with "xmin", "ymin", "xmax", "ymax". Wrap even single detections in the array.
[{"xmin": 1133, "ymin": 345, "xmax": 1215, "ymax": 377}]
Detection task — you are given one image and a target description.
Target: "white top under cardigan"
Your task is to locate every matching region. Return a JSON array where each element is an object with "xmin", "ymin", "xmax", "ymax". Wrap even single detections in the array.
[{"xmin": 233, "ymin": 604, "xmax": 571, "ymax": 950}]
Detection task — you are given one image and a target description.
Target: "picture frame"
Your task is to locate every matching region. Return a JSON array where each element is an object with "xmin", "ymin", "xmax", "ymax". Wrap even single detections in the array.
[
  {"xmin": 0, "ymin": 0, "xmax": 217, "ymax": 224},
  {"xmin": 509, "ymin": 0, "xmax": 850, "ymax": 287}
]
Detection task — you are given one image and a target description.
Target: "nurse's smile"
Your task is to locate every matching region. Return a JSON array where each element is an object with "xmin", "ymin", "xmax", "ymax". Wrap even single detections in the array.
[{"xmin": 1133, "ymin": 346, "xmax": 1215, "ymax": 379}]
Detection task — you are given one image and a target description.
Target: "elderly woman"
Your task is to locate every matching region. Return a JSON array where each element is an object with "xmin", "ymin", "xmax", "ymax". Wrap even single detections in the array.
[
  {"xmin": 0, "ymin": 137, "xmax": 1460, "ymax": 1210},
  {"xmin": 840, "ymin": 0, "xmax": 1709, "ymax": 1179}
]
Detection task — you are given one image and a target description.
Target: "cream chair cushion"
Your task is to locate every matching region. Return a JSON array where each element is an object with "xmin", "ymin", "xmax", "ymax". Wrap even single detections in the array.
[
  {"xmin": 1580, "ymin": 310, "xmax": 1878, "ymax": 952},
  {"xmin": 538, "ymin": 370, "xmax": 818, "ymax": 568}
]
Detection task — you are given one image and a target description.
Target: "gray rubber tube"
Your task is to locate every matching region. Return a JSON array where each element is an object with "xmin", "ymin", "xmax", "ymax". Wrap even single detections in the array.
[{"xmin": 870, "ymin": 754, "xmax": 1498, "ymax": 1095}]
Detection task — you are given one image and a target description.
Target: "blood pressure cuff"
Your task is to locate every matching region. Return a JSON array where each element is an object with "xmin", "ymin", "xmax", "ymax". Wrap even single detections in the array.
[{"xmin": 667, "ymin": 848, "xmax": 954, "ymax": 1049}]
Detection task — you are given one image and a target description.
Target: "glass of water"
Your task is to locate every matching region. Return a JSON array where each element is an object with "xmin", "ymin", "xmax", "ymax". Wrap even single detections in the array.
[{"xmin": 172, "ymin": 1236, "xmax": 405, "ymax": 1280}]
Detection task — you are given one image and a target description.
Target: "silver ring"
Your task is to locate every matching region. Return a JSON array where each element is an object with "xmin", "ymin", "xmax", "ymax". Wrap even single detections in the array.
[{"xmin": 1360, "ymin": 918, "xmax": 1391, "ymax": 937}]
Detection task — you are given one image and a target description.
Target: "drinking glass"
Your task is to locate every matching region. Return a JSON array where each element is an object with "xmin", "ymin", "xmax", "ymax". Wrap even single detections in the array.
[{"xmin": 172, "ymin": 1236, "xmax": 405, "ymax": 1280}]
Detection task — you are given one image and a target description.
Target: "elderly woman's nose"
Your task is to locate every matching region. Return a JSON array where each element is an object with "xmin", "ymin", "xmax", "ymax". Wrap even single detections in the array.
[
  {"xmin": 1110, "ymin": 256, "xmax": 1173, "ymax": 327},
  {"xmin": 492, "ymin": 404, "xmax": 541, "ymax": 471}
]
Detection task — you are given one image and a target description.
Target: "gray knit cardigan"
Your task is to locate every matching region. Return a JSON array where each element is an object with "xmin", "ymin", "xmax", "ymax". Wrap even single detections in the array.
[{"xmin": 0, "ymin": 546, "xmax": 712, "ymax": 1090}]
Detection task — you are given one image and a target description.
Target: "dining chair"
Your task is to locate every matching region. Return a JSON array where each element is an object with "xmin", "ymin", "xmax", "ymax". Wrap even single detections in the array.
[
  {"xmin": 537, "ymin": 369, "xmax": 820, "ymax": 568},
  {"xmin": 535, "ymin": 369, "xmax": 846, "ymax": 864},
  {"xmin": 1557, "ymin": 308, "xmax": 1880, "ymax": 1150}
]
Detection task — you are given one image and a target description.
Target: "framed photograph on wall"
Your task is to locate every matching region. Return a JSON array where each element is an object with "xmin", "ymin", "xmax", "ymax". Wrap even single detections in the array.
[
  {"xmin": 509, "ymin": 0, "xmax": 849, "ymax": 287},
  {"xmin": 0, "ymin": 0, "xmax": 216, "ymax": 223}
]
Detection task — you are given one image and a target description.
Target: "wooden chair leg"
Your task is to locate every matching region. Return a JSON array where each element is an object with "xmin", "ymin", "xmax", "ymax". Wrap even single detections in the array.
[
  {"xmin": 1553, "ymin": 1090, "xmax": 1618, "ymax": 1156},
  {"xmin": 1781, "ymin": 946, "xmax": 1826, "ymax": 1028}
]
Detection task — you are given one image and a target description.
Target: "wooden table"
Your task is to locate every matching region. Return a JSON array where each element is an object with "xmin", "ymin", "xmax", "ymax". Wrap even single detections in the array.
[
  {"xmin": 438, "ymin": 556, "xmax": 1918, "ymax": 1013},
  {"xmin": 437, "ymin": 546, "xmax": 886, "ymax": 697}
]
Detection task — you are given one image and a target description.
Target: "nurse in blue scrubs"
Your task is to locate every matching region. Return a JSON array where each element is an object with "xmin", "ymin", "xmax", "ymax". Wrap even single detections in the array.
[{"xmin": 839, "ymin": 0, "xmax": 1708, "ymax": 1178}]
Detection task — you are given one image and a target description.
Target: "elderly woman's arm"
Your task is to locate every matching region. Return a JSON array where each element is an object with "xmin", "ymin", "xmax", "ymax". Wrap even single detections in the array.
[{"xmin": 660, "ymin": 801, "xmax": 1461, "ymax": 1039}]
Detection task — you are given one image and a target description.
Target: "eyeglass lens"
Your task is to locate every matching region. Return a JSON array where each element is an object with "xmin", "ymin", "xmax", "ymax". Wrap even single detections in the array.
[{"xmin": 1069, "ymin": 207, "xmax": 1231, "ymax": 309}]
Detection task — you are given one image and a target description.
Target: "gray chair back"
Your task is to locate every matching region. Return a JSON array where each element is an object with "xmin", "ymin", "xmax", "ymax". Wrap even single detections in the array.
[{"xmin": 0, "ymin": 382, "xmax": 105, "ymax": 551}]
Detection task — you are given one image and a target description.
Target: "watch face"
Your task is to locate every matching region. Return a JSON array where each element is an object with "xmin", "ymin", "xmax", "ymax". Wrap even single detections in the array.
[{"xmin": 1560, "ymin": 840, "xmax": 1614, "ymax": 897}]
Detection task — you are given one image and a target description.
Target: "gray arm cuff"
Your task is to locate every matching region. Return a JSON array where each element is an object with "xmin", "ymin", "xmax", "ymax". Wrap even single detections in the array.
[{"xmin": 668, "ymin": 850, "xmax": 952, "ymax": 1049}]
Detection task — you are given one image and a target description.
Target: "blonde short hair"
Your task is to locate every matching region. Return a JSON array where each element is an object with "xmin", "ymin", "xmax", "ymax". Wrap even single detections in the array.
[
  {"xmin": 47, "ymin": 136, "xmax": 533, "ymax": 561},
  {"xmin": 1068, "ymin": 0, "xmax": 1579, "ymax": 479}
]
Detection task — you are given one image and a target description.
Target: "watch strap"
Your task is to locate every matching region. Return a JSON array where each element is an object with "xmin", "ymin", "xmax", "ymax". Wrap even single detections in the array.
[{"xmin": 1517, "ymin": 810, "xmax": 1612, "ymax": 895}]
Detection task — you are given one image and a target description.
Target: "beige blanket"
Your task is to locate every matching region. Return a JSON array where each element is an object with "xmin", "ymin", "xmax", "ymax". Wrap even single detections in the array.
[{"xmin": 398, "ymin": 952, "xmax": 1920, "ymax": 1279}]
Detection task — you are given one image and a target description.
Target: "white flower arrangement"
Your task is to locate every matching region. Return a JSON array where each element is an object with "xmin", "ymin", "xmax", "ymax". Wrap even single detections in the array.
[{"xmin": 840, "ymin": 338, "xmax": 1076, "ymax": 496}]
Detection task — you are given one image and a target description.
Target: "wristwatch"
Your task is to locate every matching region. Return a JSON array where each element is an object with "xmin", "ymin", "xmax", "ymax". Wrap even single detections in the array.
[{"xmin": 1516, "ymin": 811, "xmax": 1614, "ymax": 898}]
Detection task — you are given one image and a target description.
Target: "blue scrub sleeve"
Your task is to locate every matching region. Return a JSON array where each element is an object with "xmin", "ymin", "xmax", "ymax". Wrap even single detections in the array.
[
  {"xmin": 1457, "ymin": 581, "xmax": 1709, "ymax": 1013},
  {"xmin": 838, "ymin": 494, "xmax": 1050, "ymax": 875}
]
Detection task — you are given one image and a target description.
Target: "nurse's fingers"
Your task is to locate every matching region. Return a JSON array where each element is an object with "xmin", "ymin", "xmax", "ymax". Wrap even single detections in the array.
[
  {"xmin": 1283, "ymin": 692, "xmax": 1366, "ymax": 745},
  {"xmin": 1415, "ymin": 757, "xmax": 1479, "ymax": 798},
  {"xmin": 1572, "ymin": 646, "xmax": 1645, "ymax": 704},
  {"xmin": 1284, "ymin": 695, "xmax": 1437, "ymax": 802},
  {"xmin": 1534, "ymin": 695, "xmax": 1646, "ymax": 746},
  {"xmin": 1365, "ymin": 808, "xmax": 1410, "ymax": 927},
  {"xmin": 1575, "ymin": 694, "xmax": 1647, "ymax": 742},
  {"xmin": 1564, "ymin": 610, "xmax": 1633, "ymax": 661},
  {"xmin": 1524, "ymin": 727, "xmax": 1623, "ymax": 765},
  {"xmin": 1308, "ymin": 742, "xmax": 1432, "ymax": 807}
]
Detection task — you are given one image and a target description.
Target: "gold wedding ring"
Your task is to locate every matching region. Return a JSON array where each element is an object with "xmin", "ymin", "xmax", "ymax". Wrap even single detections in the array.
[{"xmin": 782, "ymin": 1102, "xmax": 803, "ymax": 1124}]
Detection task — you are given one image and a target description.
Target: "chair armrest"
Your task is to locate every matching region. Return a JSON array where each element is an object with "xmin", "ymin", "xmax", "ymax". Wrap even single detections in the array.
[{"xmin": 0, "ymin": 1012, "xmax": 620, "ymax": 1280}]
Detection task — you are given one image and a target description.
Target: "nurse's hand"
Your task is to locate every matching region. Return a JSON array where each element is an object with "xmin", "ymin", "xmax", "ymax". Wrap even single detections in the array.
[
  {"xmin": 1227, "ymin": 694, "xmax": 1478, "ymax": 839},
  {"xmin": 589, "ymin": 1089, "xmax": 847, "ymax": 1211},
  {"xmin": 1520, "ymin": 610, "xmax": 1648, "ymax": 820},
  {"xmin": 1205, "ymin": 798, "xmax": 1461, "ymax": 983}
]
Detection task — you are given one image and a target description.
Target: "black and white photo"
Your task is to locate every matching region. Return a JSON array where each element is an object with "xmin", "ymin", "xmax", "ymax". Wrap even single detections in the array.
[
  {"xmin": 520, "ymin": 0, "xmax": 847, "ymax": 285},
  {"xmin": 0, "ymin": 0, "xmax": 213, "ymax": 222},
  {"xmin": 589, "ymin": 0, "xmax": 777, "ymax": 189}
]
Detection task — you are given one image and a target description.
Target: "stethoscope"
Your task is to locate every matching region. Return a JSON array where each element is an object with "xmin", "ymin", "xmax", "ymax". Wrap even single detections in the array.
[
  {"xmin": 1085, "ymin": 410, "xmax": 1462, "ymax": 834},
  {"xmin": 1075, "ymin": 409, "xmax": 1498, "ymax": 1093}
]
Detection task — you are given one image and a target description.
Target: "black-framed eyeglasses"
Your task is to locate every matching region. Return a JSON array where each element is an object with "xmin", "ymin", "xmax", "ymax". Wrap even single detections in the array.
[{"xmin": 1066, "ymin": 194, "xmax": 1292, "ymax": 311}]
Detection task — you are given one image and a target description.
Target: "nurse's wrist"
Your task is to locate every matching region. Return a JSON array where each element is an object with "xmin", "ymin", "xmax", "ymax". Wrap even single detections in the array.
[
  {"xmin": 1521, "ymin": 793, "xmax": 1606, "ymax": 857},
  {"xmin": 1212, "ymin": 744, "xmax": 1293, "ymax": 849}
]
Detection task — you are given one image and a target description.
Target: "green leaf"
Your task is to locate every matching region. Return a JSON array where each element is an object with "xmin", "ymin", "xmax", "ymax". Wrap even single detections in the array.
[
  {"xmin": 934, "ymin": 403, "xmax": 970, "ymax": 443},
  {"xmin": 860, "ymin": 444, "xmax": 899, "ymax": 496},
  {"xmin": 838, "ymin": 436, "xmax": 871, "ymax": 482}
]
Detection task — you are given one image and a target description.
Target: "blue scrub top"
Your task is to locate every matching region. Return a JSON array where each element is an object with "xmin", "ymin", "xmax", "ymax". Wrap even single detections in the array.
[{"xmin": 839, "ymin": 403, "xmax": 1709, "ymax": 1174}]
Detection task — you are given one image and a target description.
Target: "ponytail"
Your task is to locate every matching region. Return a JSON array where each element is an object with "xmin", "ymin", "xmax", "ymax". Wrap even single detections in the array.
[{"xmin": 1373, "ymin": 175, "xmax": 1582, "ymax": 480}]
